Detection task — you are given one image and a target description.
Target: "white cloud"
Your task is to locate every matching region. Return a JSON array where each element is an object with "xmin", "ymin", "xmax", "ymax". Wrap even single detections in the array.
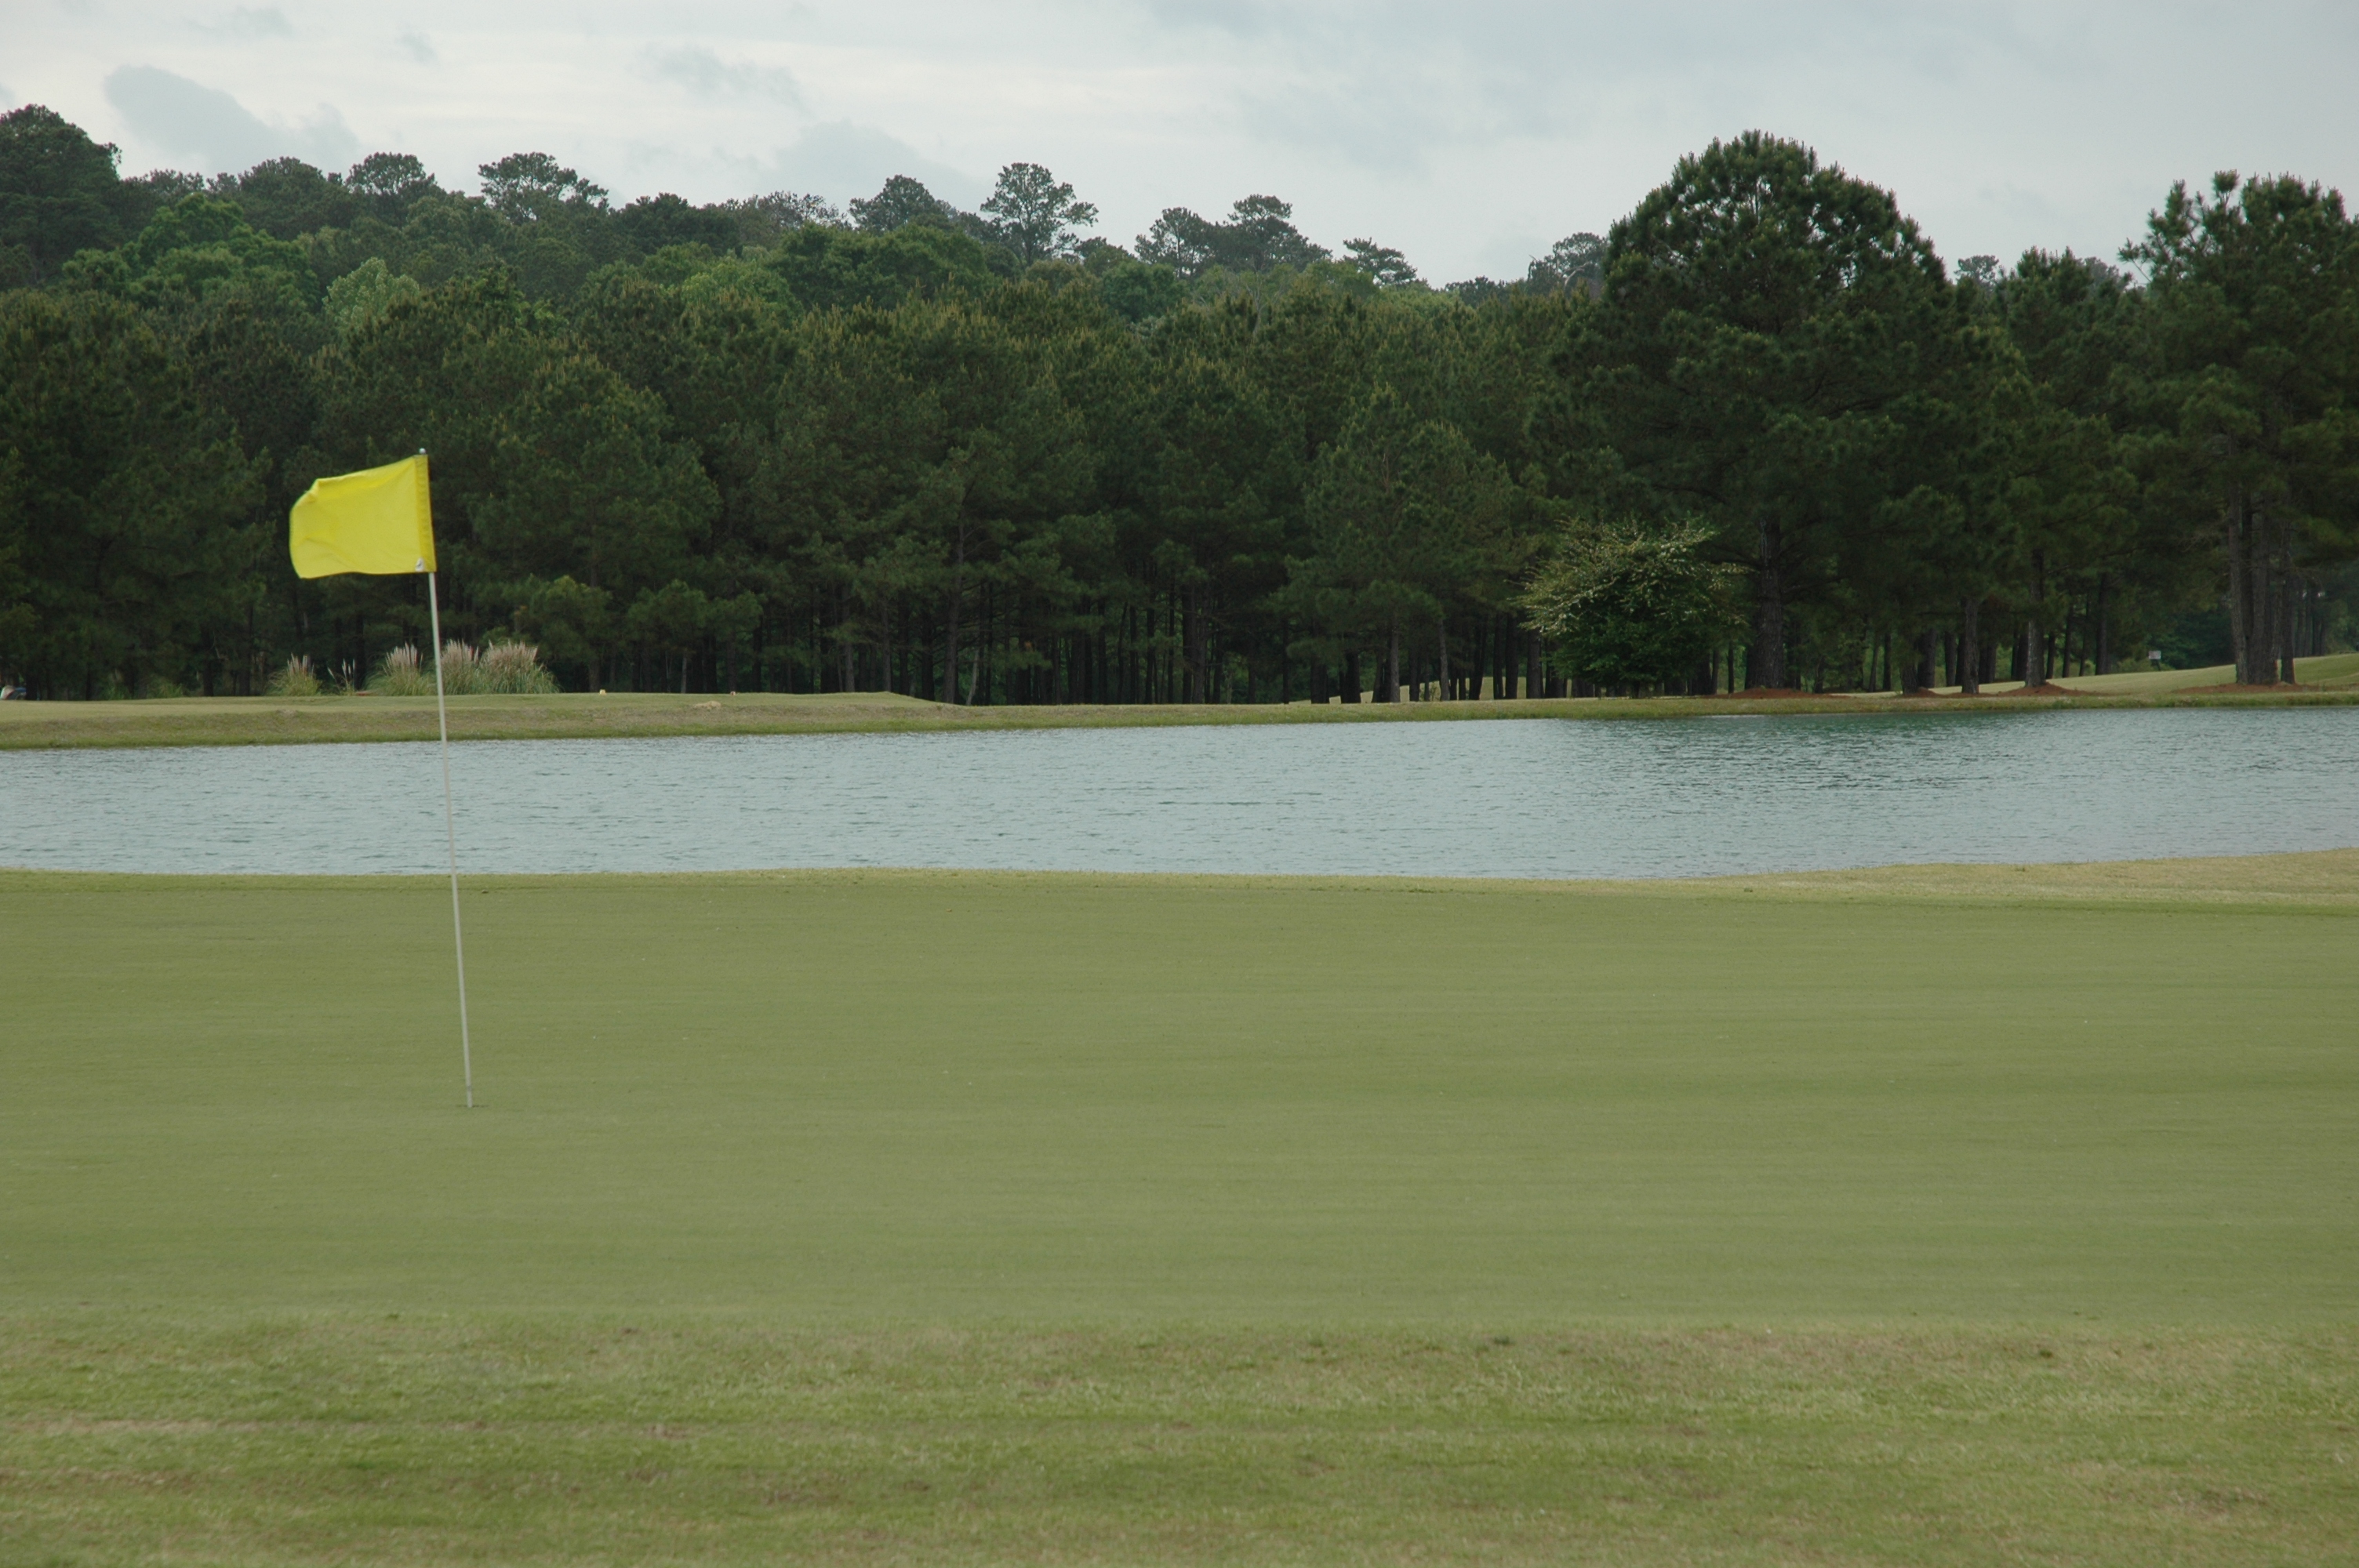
[
  {"xmin": 646, "ymin": 45, "xmax": 801, "ymax": 109},
  {"xmin": 103, "ymin": 65, "xmax": 357, "ymax": 176},
  {"xmin": 196, "ymin": 6, "xmax": 294, "ymax": 40},
  {"xmin": 768, "ymin": 121, "xmax": 977, "ymax": 209}
]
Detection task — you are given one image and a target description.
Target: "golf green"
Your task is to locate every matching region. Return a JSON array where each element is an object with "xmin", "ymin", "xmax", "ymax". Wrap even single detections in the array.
[{"xmin": 6, "ymin": 862, "xmax": 2352, "ymax": 1323}]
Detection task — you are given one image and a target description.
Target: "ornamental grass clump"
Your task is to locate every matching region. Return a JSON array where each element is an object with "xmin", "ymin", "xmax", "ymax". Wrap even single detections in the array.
[
  {"xmin": 370, "ymin": 644, "xmax": 434, "ymax": 696},
  {"xmin": 267, "ymin": 655, "xmax": 321, "ymax": 696},
  {"xmin": 369, "ymin": 640, "xmax": 554, "ymax": 695},
  {"xmin": 436, "ymin": 641, "xmax": 482, "ymax": 693},
  {"xmin": 477, "ymin": 639, "xmax": 557, "ymax": 694}
]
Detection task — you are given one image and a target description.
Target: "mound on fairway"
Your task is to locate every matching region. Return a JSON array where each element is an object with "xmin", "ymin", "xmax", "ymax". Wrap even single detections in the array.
[{"xmin": 3, "ymin": 855, "xmax": 2354, "ymax": 1563}]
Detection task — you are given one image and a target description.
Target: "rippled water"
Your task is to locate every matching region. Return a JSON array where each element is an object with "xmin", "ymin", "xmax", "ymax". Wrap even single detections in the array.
[{"xmin": 8, "ymin": 709, "xmax": 2356, "ymax": 879}]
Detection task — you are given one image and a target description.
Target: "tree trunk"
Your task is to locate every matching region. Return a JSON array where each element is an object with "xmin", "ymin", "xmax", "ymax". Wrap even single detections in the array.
[
  {"xmin": 1957, "ymin": 597, "xmax": 1981, "ymax": 695},
  {"xmin": 2278, "ymin": 564, "xmax": 2298, "ymax": 684},
  {"xmin": 1911, "ymin": 628, "xmax": 1937, "ymax": 692},
  {"xmin": 2226, "ymin": 493, "xmax": 2274, "ymax": 686},
  {"xmin": 1436, "ymin": 618, "xmax": 1451, "ymax": 701},
  {"xmin": 1750, "ymin": 516, "xmax": 1786, "ymax": 689},
  {"xmin": 940, "ymin": 536, "xmax": 964, "ymax": 704},
  {"xmin": 2093, "ymin": 573, "xmax": 2110, "ymax": 677},
  {"xmin": 1342, "ymin": 649, "xmax": 1361, "ymax": 703},
  {"xmin": 1184, "ymin": 585, "xmax": 1206, "ymax": 702},
  {"xmin": 1526, "ymin": 630, "xmax": 1543, "ymax": 702},
  {"xmin": 2023, "ymin": 551, "xmax": 2047, "ymax": 688},
  {"xmin": 1384, "ymin": 615, "xmax": 1401, "ymax": 703}
]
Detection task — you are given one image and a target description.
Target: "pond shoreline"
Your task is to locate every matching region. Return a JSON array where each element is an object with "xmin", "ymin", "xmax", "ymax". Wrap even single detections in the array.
[{"xmin": 5, "ymin": 663, "xmax": 2357, "ymax": 750}]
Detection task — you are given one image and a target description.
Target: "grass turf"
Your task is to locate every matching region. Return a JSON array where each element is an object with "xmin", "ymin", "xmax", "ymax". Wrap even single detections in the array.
[
  {"xmin": 4, "ymin": 858, "xmax": 2356, "ymax": 1562},
  {"xmin": 5, "ymin": 652, "xmax": 2357, "ymax": 750}
]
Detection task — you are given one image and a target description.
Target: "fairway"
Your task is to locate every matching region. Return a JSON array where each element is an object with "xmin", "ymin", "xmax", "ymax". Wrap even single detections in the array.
[{"xmin": 5, "ymin": 860, "xmax": 2357, "ymax": 1563}]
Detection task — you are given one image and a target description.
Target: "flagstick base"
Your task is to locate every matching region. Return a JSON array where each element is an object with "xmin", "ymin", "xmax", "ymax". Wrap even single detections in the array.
[{"xmin": 427, "ymin": 571, "xmax": 474, "ymax": 1109}]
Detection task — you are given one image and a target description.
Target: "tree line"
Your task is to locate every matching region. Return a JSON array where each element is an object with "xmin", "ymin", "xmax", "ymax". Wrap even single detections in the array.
[{"xmin": 2, "ymin": 105, "xmax": 2354, "ymax": 703}]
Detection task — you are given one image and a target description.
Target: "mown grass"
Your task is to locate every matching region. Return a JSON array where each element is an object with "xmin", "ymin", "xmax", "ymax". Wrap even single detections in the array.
[
  {"xmin": 5, "ymin": 652, "xmax": 2356, "ymax": 750},
  {"xmin": 4, "ymin": 857, "xmax": 2355, "ymax": 1562},
  {"xmin": 7, "ymin": 1318, "xmax": 2354, "ymax": 1566}
]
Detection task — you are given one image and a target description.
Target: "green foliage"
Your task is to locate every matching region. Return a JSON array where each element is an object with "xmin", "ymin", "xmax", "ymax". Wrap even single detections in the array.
[
  {"xmin": 478, "ymin": 151, "xmax": 608, "ymax": 223},
  {"xmin": 980, "ymin": 162, "xmax": 1098, "ymax": 263},
  {"xmin": 849, "ymin": 173, "xmax": 961, "ymax": 234},
  {"xmin": 762, "ymin": 220, "xmax": 1000, "ymax": 311},
  {"xmin": 318, "ymin": 271, "xmax": 717, "ymax": 617},
  {"xmin": 1341, "ymin": 237, "xmax": 1420, "ymax": 289},
  {"xmin": 1524, "ymin": 520, "xmax": 1736, "ymax": 690},
  {"xmin": 346, "ymin": 151, "xmax": 442, "ymax": 220},
  {"xmin": 213, "ymin": 156, "xmax": 357, "ymax": 238},
  {"xmin": 1138, "ymin": 194, "xmax": 1330, "ymax": 278},
  {"xmin": 1094, "ymin": 256, "xmax": 1182, "ymax": 322},
  {"xmin": 0, "ymin": 103, "xmax": 147, "ymax": 281},
  {"xmin": 510, "ymin": 575, "xmax": 613, "ymax": 684},
  {"xmin": 322, "ymin": 255, "xmax": 421, "ymax": 337},
  {"xmin": 5, "ymin": 105, "xmax": 2354, "ymax": 704},
  {"xmin": 1579, "ymin": 132, "xmax": 1953, "ymax": 688},
  {"xmin": 1296, "ymin": 387, "xmax": 1515, "ymax": 696},
  {"xmin": 0, "ymin": 289, "xmax": 257, "ymax": 696},
  {"xmin": 2125, "ymin": 171, "xmax": 2359, "ymax": 682},
  {"xmin": 85, "ymin": 194, "xmax": 326, "ymax": 333},
  {"xmin": 614, "ymin": 192, "xmax": 740, "ymax": 254}
]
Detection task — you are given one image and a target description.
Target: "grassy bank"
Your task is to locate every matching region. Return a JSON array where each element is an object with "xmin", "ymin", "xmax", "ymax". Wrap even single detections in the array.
[
  {"xmin": 5, "ymin": 652, "xmax": 2357, "ymax": 750},
  {"xmin": 5, "ymin": 856, "xmax": 2354, "ymax": 1561}
]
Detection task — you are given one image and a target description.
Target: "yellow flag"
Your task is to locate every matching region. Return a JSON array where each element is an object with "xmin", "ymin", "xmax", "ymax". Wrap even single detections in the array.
[{"xmin": 289, "ymin": 454, "xmax": 436, "ymax": 578}]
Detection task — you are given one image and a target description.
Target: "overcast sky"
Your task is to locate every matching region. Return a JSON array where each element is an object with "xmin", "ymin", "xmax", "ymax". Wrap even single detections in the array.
[{"xmin": 9, "ymin": 1, "xmax": 2357, "ymax": 282}]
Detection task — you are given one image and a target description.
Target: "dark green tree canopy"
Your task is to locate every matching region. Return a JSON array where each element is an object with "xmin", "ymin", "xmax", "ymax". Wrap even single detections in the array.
[
  {"xmin": 348, "ymin": 153, "xmax": 442, "ymax": 209},
  {"xmin": 1526, "ymin": 233, "xmax": 1605, "ymax": 295},
  {"xmin": 1584, "ymin": 131, "xmax": 1954, "ymax": 688},
  {"xmin": 980, "ymin": 162, "xmax": 1097, "ymax": 264},
  {"xmin": 850, "ymin": 175, "xmax": 961, "ymax": 234},
  {"xmin": 0, "ymin": 104, "xmax": 145, "ymax": 281},
  {"xmin": 1137, "ymin": 196, "xmax": 1329, "ymax": 279},
  {"xmin": 616, "ymin": 194, "xmax": 741, "ymax": 255},
  {"xmin": 4, "ymin": 103, "xmax": 2350, "ymax": 705},
  {"xmin": 478, "ymin": 153, "xmax": 609, "ymax": 222},
  {"xmin": 212, "ymin": 157, "xmax": 356, "ymax": 239},
  {"xmin": 1343, "ymin": 238, "xmax": 1419, "ymax": 289}
]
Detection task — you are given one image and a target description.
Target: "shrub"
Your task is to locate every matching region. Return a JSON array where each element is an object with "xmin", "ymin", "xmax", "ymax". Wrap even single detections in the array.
[{"xmin": 1523, "ymin": 520, "xmax": 1738, "ymax": 693}]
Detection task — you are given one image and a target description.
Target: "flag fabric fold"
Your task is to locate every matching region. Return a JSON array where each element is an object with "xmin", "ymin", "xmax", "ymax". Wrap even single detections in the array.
[{"xmin": 289, "ymin": 454, "xmax": 436, "ymax": 579}]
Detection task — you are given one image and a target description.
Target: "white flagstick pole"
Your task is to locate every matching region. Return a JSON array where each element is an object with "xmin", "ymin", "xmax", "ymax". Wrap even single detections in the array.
[{"xmin": 425, "ymin": 567, "xmax": 474, "ymax": 1109}]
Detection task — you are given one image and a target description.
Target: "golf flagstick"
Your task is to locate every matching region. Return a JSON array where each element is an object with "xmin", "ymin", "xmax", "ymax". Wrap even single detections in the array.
[{"xmin": 425, "ymin": 567, "xmax": 474, "ymax": 1109}]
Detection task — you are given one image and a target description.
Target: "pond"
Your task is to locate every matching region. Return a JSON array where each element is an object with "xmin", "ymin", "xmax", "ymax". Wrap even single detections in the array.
[{"xmin": 9, "ymin": 709, "xmax": 2357, "ymax": 880}]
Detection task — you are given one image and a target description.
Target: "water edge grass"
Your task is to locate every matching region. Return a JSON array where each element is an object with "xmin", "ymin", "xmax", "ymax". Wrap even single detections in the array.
[{"xmin": 4, "ymin": 649, "xmax": 2358, "ymax": 750}]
